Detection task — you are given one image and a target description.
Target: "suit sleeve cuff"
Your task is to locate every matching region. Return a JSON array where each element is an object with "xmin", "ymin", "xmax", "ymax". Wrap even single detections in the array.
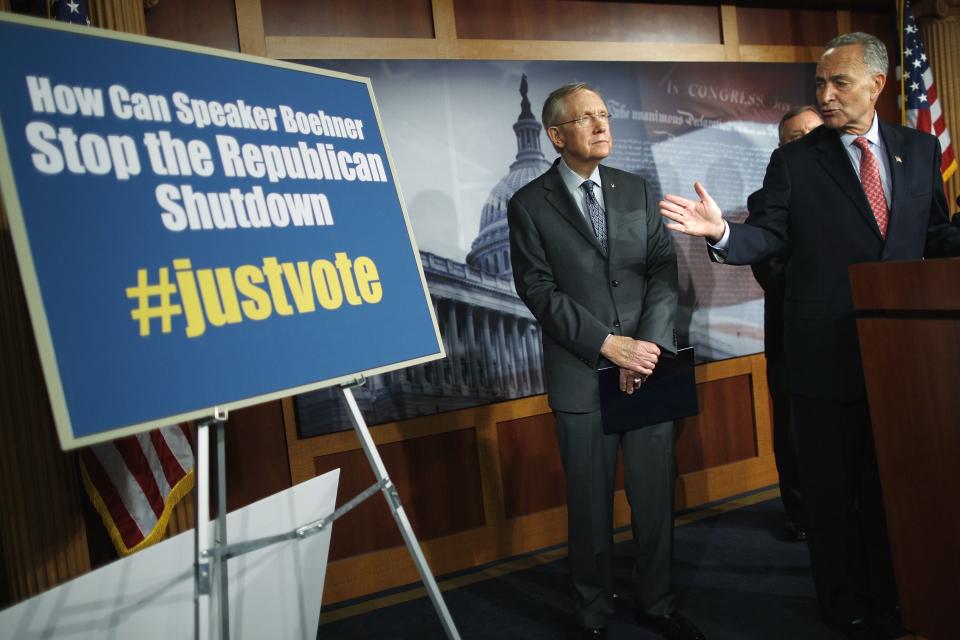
[{"xmin": 709, "ymin": 219, "xmax": 730, "ymax": 251}]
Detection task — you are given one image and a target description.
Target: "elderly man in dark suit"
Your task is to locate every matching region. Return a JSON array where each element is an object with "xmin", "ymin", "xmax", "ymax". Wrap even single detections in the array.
[
  {"xmin": 508, "ymin": 83, "xmax": 703, "ymax": 640},
  {"xmin": 659, "ymin": 33, "xmax": 960, "ymax": 640}
]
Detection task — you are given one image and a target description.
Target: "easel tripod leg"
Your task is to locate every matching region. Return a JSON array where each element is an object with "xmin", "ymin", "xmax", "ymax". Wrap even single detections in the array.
[
  {"xmin": 195, "ymin": 411, "xmax": 229, "ymax": 640},
  {"xmin": 195, "ymin": 420, "xmax": 211, "ymax": 640},
  {"xmin": 340, "ymin": 386, "xmax": 461, "ymax": 640}
]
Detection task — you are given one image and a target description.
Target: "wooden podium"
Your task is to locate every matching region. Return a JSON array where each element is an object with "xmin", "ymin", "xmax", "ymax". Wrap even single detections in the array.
[{"xmin": 849, "ymin": 257, "xmax": 960, "ymax": 640}]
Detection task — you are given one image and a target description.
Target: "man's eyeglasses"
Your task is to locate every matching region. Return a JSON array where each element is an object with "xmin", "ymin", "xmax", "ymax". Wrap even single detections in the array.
[{"xmin": 551, "ymin": 113, "xmax": 610, "ymax": 129}]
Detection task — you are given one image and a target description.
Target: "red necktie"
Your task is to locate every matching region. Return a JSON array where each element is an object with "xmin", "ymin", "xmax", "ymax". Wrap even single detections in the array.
[{"xmin": 853, "ymin": 136, "xmax": 889, "ymax": 239}]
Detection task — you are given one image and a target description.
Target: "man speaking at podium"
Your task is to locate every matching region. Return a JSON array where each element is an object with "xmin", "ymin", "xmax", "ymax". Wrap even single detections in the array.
[
  {"xmin": 509, "ymin": 83, "xmax": 704, "ymax": 640},
  {"xmin": 659, "ymin": 33, "xmax": 960, "ymax": 640}
]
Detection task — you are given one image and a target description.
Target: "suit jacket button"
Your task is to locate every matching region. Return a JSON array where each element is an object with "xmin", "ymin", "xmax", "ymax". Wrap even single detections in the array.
[
  {"xmin": 614, "ymin": 321, "xmax": 621, "ymax": 328},
  {"xmin": 611, "ymin": 280, "xmax": 620, "ymax": 287}
]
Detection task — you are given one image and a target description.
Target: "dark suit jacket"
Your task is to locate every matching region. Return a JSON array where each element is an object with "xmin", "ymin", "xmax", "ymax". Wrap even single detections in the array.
[
  {"xmin": 508, "ymin": 162, "xmax": 679, "ymax": 413},
  {"xmin": 722, "ymin": 121, "xmax": 960, "ymax": 401},
  {"xmin": 745, "ymin": 189, "xmax": 787, "ymax": 360}
]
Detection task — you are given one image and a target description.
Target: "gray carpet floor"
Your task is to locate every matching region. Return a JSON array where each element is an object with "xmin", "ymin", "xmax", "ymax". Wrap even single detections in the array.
[{"xmin": 319, "ymin": 489, "xmax": 834, "ymax": 639}]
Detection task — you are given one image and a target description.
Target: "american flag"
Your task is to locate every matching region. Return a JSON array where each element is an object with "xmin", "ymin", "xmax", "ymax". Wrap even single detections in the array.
[
  {"xmin": 898, "ymin": 0, "xmax": 957, "ymax": 182},
  {"xmin": 80, "ymin": 425, "xmax": 195, "ymax": 556},
  {"xmin": 50, "ymin": 0, "xmax": 91, "ymax": 25}
]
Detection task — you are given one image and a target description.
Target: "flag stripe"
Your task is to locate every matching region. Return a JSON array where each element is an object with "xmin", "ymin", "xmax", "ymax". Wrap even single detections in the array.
[
  {"xmin": 168, "ymin": 423, "xmax": 195, "ymax": 470},
  {"xmin": 81, "ymin": 449, "xmax": 145, "ymax": 547},
  {"xmin": 929, "ymin": 100, "xmax": 941, "ymax": 122},
  {"xmin": 93, "ymin": 441, "xmax": 159, "ymax": 536},
  {"xmin": 151, "ymin": 428, "xmax": 186, "ymax": 489},
  {"xmin": 113, "ymin": 436, "xmax": 167, "ymax": 519},
  {"xmin": 138, "ymin": 432, "xmax": 173, "ymax": 497}
]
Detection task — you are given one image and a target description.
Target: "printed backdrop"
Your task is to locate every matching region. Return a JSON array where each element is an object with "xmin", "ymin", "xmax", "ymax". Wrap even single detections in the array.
[{"xmin": 295, "ymin": 60, "xmax": 816, "ymax": 436}]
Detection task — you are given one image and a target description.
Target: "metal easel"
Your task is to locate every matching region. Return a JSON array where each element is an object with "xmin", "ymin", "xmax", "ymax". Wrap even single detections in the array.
[{"xmin": 192, "ymin": 377, "xmax": 461, "ymax": 640}]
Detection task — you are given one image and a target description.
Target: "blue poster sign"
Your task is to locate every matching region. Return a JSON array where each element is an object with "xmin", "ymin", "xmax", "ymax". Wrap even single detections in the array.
[{"xmin": 0, "ymin": 14, "xmax": 443, "ymax": 449}]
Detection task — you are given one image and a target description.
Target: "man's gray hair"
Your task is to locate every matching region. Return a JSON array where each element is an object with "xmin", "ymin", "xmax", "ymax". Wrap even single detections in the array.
[
  {"xmin": 824, "ymin": 32, "xmax": 888, "ymax": 75},
  {"xmin": 778, "ymin": 104, "xmax": 820, "ymax": 143},
  {"xmin": 541, "ymin": 82, "xmax": 602, "ymax": 128}
]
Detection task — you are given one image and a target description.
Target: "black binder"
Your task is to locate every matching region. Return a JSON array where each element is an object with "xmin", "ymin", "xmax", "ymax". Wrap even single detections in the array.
[{"xmin": 598, "ymin": 347, "xmax": 699, "ymax": 434}]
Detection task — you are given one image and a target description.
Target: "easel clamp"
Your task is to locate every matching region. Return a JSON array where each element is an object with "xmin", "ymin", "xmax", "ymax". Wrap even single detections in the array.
[{"xmin": 200, "ymin": 477, "xmax": 388, "ymax": 562}]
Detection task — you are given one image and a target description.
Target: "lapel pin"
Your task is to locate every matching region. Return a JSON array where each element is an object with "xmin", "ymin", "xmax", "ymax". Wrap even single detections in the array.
[
  {"xmin": 895, "ymin": 155, "xmax": 903, "ymax": 163},
  {"xmin": 610, "ymin": 182, "xmax": 615, "ymax": 188}
]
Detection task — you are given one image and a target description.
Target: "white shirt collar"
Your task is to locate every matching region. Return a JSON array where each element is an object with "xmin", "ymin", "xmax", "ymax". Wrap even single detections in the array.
[
  {"xmin": 557, "ymin": 157, "xmax": 602, "ymax": 193},
  {"xmin": 840, "ymin": 111, "xmax": 881, "ymax": 148}
]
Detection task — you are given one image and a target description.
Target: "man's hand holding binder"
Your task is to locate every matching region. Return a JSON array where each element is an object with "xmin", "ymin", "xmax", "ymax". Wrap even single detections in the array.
[{"xmin": 598, "ymin": 347, "xmax": 699, "ymax": 434}]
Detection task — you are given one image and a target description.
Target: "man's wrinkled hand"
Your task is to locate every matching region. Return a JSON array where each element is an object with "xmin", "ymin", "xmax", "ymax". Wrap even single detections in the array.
[
  {"xmin": 618, "ymin": 368, "xmax": 647, "ymax": 394},
  {"xmin": 659, "ymin": 181, "xmax": 726, "ymax": 242},
  {"xmin": 600, "ymin": 335, "xmax": 660, "ymax": 376}
]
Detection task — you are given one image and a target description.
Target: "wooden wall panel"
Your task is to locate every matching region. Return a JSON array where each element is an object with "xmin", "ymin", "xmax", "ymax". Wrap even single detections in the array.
[
  {"xmin": 89, "ymin": 0, "xmax": 147, "ymax": 34},
  {"xmin": 220, "ymin": 401, "xmax": 292, "ymax": 512},
  {"xmin": 733, "ymin": 0, "xmax": 887, "ymax": 7},
  {"xmin": 454, "ymin": 0, "xmax": 722, "ymax": 44},
  {"xmin": 676, "ymin": 374, "xmax": 757, "ymax": 475},
  {"xmin": 313, "ymin": 427, "xmax": 485, "ymax": 560},
  {"xmin": 81, "ymin": 485, "xmax": 120, "ymax": 571},
  {"xmin": 497, "ymin": 413, "xmax": 630, "ymax": 519},
  {"xmin": 262, "ymin": 0, "xmax": 434, "ymax": 38},
  {"xmin": 496, "ymin": 413, "xmax": 564, "ymax": 518},
  {"xmin": 144, "ymin": 0, "xmax": 240, "ymax": 52},
  {"xmin": 737, "ymin": 8, "xmax": 837, "ymax": 45},
  {"xmin": 0, "ymin": 210, "xmax": 91, "ymax": 607},
  {"xmin": 849, "ymin": 7, "xmax": 898, "ymax": 40}
]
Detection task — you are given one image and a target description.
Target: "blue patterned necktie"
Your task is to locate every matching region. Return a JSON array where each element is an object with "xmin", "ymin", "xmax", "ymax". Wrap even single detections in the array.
[{"xmin": 581, "ymin": 180, "xmax": 608, "ymax": 252}]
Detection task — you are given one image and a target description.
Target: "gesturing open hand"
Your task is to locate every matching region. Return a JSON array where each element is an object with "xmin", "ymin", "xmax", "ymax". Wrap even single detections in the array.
[{"xmin": 658, "ymin": 181, "xmax": 726, "ymax": 243}]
